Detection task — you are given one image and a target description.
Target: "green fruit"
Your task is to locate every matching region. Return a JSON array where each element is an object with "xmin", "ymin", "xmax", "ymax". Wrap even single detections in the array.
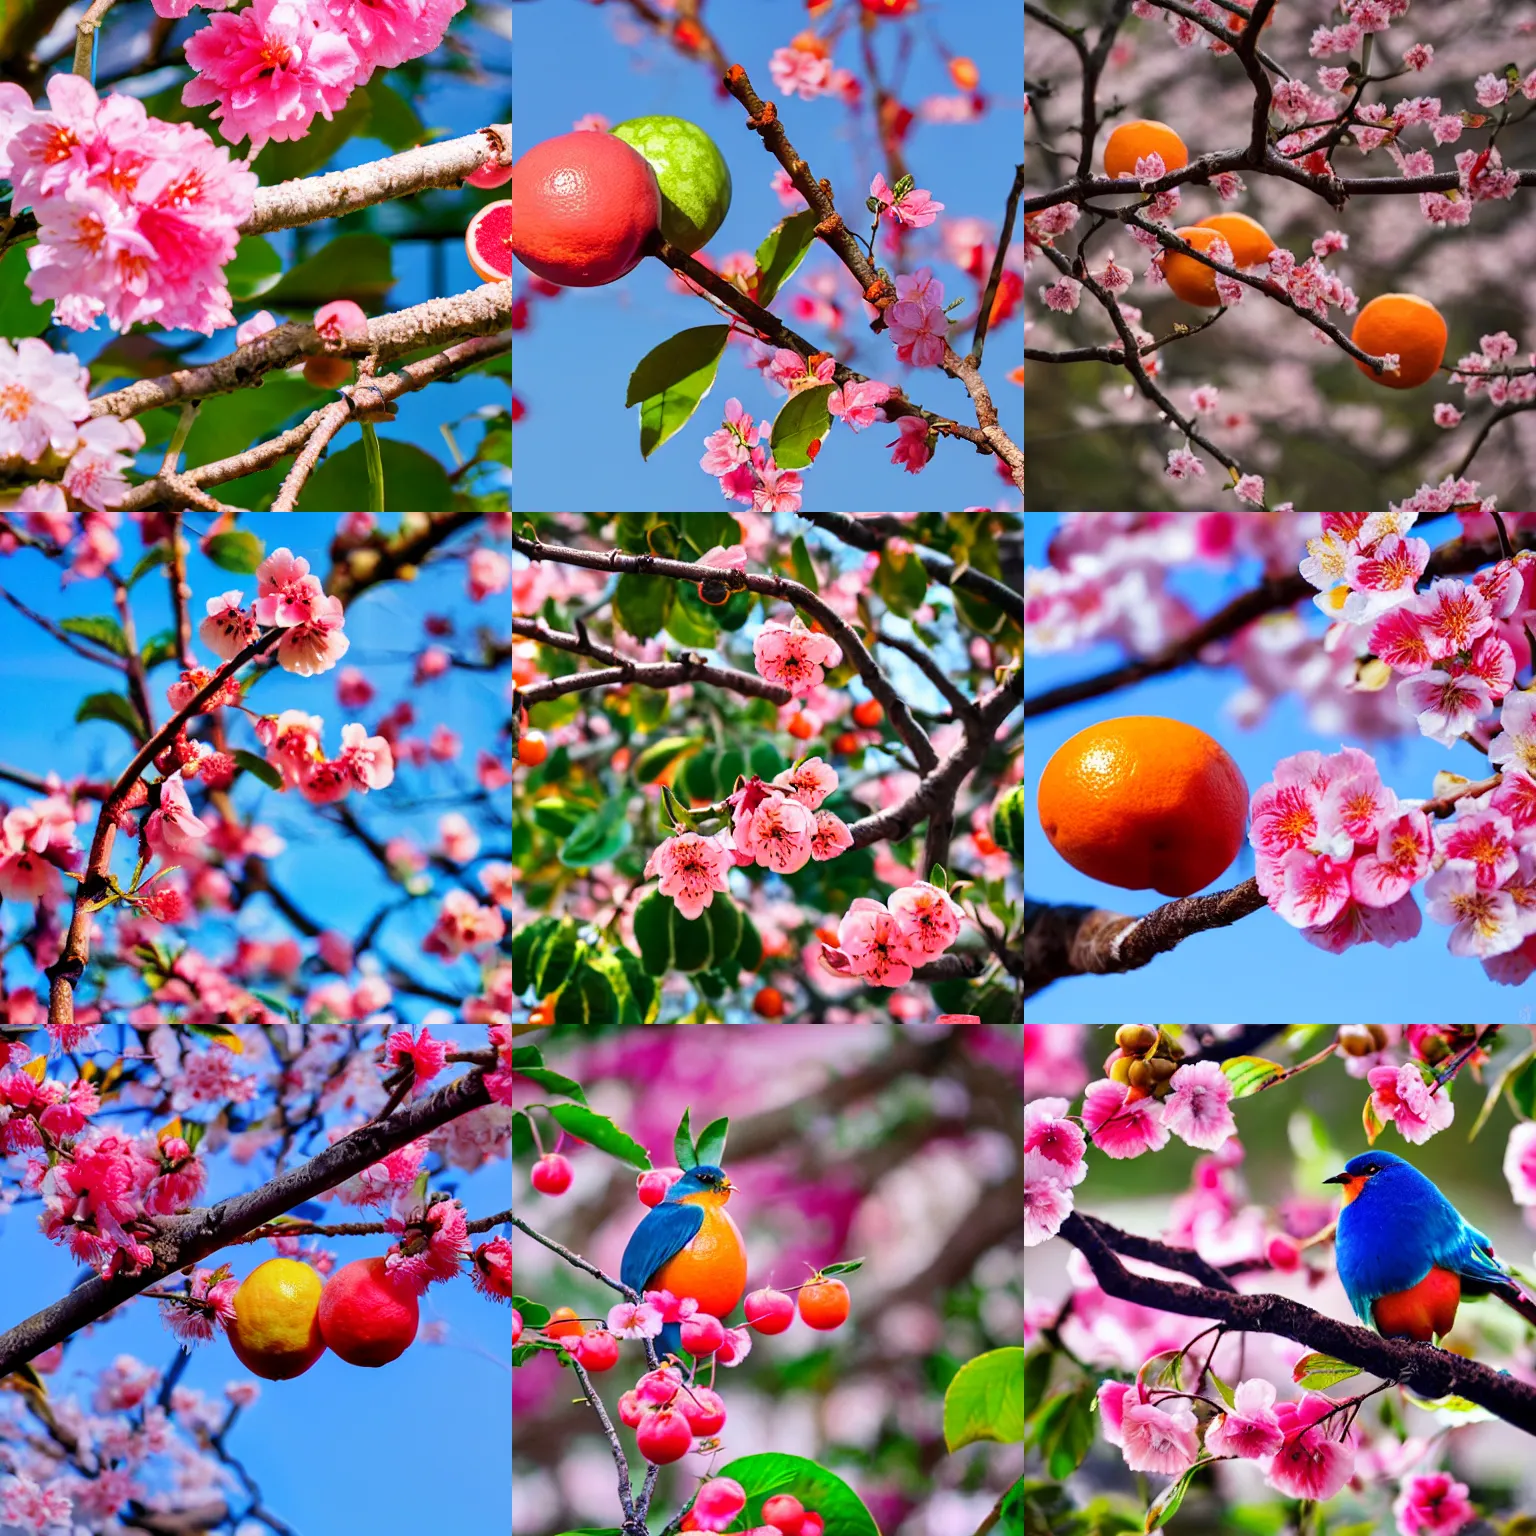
[
  {"xmin": 992, "ymin": 784, "xmax": 1025, "ymax": 857},
  {"xmin": 611, "ymin": 116, "xmax": 731, "ymax": 254}
]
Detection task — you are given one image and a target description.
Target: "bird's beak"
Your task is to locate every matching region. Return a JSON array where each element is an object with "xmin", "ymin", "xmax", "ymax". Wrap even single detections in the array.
[
  {"xmin": 1322, "ymin": 1171, "xmax": 1348, "ymax": 1185},
  {"xmin": 722, "ymin": 1179, "xmax": 738, "ymax": 1194}
]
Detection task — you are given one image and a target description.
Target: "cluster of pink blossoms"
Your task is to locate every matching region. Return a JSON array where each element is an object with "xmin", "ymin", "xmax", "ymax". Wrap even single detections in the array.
[
  {"xmin": 171, "ymin": 0, "xmax": 464, "ymax": 151},
  {"xmin": 255, "ymin": 710, "xmax": 395, "ymax": 805},
  {"xmin": 0, "ymin": 789, "xmax": 79, "ymax": 905},
  {"xmin": 752, "ymin": 614, "xmax": 843, "ymax": 698},
  {"xmin": 819, "ymin": 879, "xmax": 965, "ymax": 988},
  {"xmin": 201, "ymin": 545, "xmax": 352, "ymax": 677},
  {"xmin": 0, "ymin": 73, "xmax": 256, "ymax": 334}
]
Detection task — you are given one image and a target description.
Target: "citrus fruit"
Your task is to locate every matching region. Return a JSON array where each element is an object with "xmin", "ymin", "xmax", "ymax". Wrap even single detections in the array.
[
  {"xmin": 1163, "ymin": 226, "xmax": 1231, "ymax": 307},
  {"xmin": 610, "ymin": 116, "xmax": 732, "ymax": 254},
  {"xmin": 467, "ymin": 126, "xmax": 512, "ymax": 188},
  {"xmin": 466, "ymin": 199, "xmax": 512, "ymax": 283},
  {"xmin": 1195, "ymin": 212, "xmax": 1276, "ymax": 269},
  {"xmin": 1036, "ymin": 716, "xmax": 1249, "ymax": 897},
  {"xmin": 510, "ymin": 131, "xmax": 660, "ymax": 287},
  {"xmin": 1351, "ymin": 293, "xmax": 1447, "ymax": 389},
  {"xmin": 1103, "ymin": 119, "xmax": 1187, "ymax": 180},
  {"xmin": 797, "ymin": 1276, "xmax": 850, "ymax": 1329},
  {"xmin": 316, "ymin": 1257, "xmax": 420, "ymax": 1368},
  {"xmin": 227, "ymin": 1258, "xmax": 326, "ymax": 1380}
]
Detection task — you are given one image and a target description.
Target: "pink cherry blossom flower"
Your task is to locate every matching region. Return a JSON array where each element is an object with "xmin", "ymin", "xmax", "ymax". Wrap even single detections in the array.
[
  {"xmin": 773, "ymin": 756, "xmax": 838, "ymax": 809},
  {"xmin": 769, "ymin": 45, "xmax": 832, "ymax": 100},
  {"xmin": 316, "ymin": 0, "xmax": 464, "ymax": 80},
  {"xmin": 1424, "ymin": 858, "xmax": 1523, "ymax": 958},
  {"xmin": 1162, "ymin": 1059, "xmax": 1237, "ymax": 1150},
  {"xmin": 808, "ymin": 809, "xmax": 853, "ymax": 862},
  {"xmin": 644, "ymin": 832, "xmax": 734, "ymax": 919},
  {"xmin": 1024, "ymin": 1097, "xmax": 1087, "ymax": 1184},
  {"xmin": 1205, "ymin": 1378, "xmax": 1285, "ymax": 1460},
  {"xmin": 753, "ymin": 614, "xmax": 842, "ymax": 698},
  {"xmin": 145, "ymin": 771, "xmax": 209, "ymax": 857},
  {"xmin": 888, "ymin": 880, "xmax": 964, "ymax": 958},
  {"xmin": 63, "ymin": 415, "xmax": 145, "ymax": 511},
  {"xmin": 837, "ymin": 897, "xmax": 914, "ymax": 987},
  {"xmin": 1274, "ymin": 850, "xmax": 1352, "ymax": 929},
  {"xmin": 741, "ymin": 795, "xmax": 815, "ymax": 874},
  {"xmin": 198, "ymin": 591, "xmax": 260, "ymax": 661},
  {"xmin": 1369, "ymin": 605, "xmax": 1435, "ymax": 673},
  {"xmin": 1416, "ymin": 578, "xmax": 1493, "ymax": 659},
  {"xmin": 1351, "ymin": 809, "xmax": 1432, "ymax": 907},
  {"xmin": 1263, "ymin": 1394, "xmax": 1357, "ymax": 1501},
  {"xmin": 1341, "ymin": 533, "xmax": 1430, "ymax": 623},
  {"xmin": 183, "ymin": 0, "xmax": 360, "ymax": 151},
  {"xmin": 276, "ymin": 592, "xmax": 350, "ymax": 676},
  {"xmin": 313, "ymin": 297, "xmax": 368, "ymax": 345},
  {"xmin": 385, "ymin": 1196, "xmax": 470, "ymax": 1294},
  {"xmin": 886, "ymin": 273, "xmax": 949, "ymax": 369},
  {"xmin": 1393, "ymin": 1471, "xmax": 1476, "ymax": 1536},
  {"xmin": 0, "ymin": 1474, "xmax": 73, "ymax": 1533},
  {"xmin": 888, "ymin": 413, "xmax": 932, "ymax": 472},
  {"xmin": 0, "ymin": 337, "xmax": 90, "ymax": 463},
  {"xmin": 254, "ymin": 547, "xmax": 321, "ymax": 625},
  {"xmin": 1024, "ymin": 1151, "xmax": 1073, "ymax": 1246},
  {"xmin": 752, "ymin": 458, "xmax": 804, "ymax": 515},
  {"xmin": 828, "ymin": 378, "xmax": 894, "ymax": 430},
  {"xmin": 869, "ymin": 172, "xmax": 945, "ymax": 229},
  {"xmin": 1439, "ymin": 808, "xmax": 1518, "ymax": 889},
  {"xmin": 236, "ymin": 309, "xmax": 277, "ymax": 345},
  {"xmin": 1080, "ymin": 1078, "xmax": 1169, "ymax": 1159},
  {"xmin": 337, "ymin": 722, "xmax": 394, "ymax": 791},
  {"xmin": 421, "ymin": 888, "xmax": 506, "ymax": 958},
  {"xmin": 700, "ymin": 398, "xmax": 761, "ymax": 475},
  {"xmin": 1368, "ymin": 1062, "xmax": 1455, "ymax": 1143},
  {"xmin": 1118, "ymin": 1395, "xmax": 1200, "ymax": 1476},
  {"xmin": 1490, "ymin": 690, "xmax": 1536, "ymax": 776},
  {"xmin": 385, "ymin": 1026, "xmax": 448, "ymax": 1089},
  {"xmin": 1502, "ymin": 1122, "xmax": 1536, "ymax": 1205},
  {"xmin": 607, "ymin": 1300, "xmax": 664, "ymax": 1339},
  {"xmin": 1396, "ymin": 669, "xmax": 1493, "ymax": 746}
]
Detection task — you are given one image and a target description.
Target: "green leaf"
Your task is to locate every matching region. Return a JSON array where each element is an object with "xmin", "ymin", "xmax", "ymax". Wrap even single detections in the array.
[
  {"xmin": 1291, "ymin": 1353, "xmax": 1362, "ymax": 1391},
  {"xmin": 875, "ymin": 544, "xmax": 930, "ymax": 617},
  {"xmin": 632, "ymin": 735, "xmax": 702, "ymax": 783},
  {"xmin": 224, "ymin": 235, "xmax": 283, "ymax": 301},
  {"xmin": 1470, "ymin": 1043, "xmax": 1536, "ymax": 1139},
  {"xmin": 769, "ymin": 383, "xmax": 833, "ymax": 471},
  {"xmin": 708, "ymin": 896, "xmax": 741, "ymax": 975},
  {"xmin": 560, "ymin": 801, "xmax": 633, "ymax": 869},
  {"xmin": 1511, "ymin": 1053, "xmax": 1536, "ymax": 1120},
  {"xmin": 612, "ymin": 571, "xmax": 675, "ymax": 641},
  {"xmin": 749, "ymin": 742, "xmax": 785, "ymax": 780},
  {"xmin": 253, "ymin": 87, "xmax": 371, "ymax": 182},
  {"xmin": 1145, "ymin": 1460, "xmax": 1208, "ymax": 1533},
  {"xmin": 735, "ymin": 910, "xmax": 763, "ymax": 973},
  {"xmin": 232, "ymin": 750, "xmax": 283, "ymax": 791},
  {"xmin": 296, "ymin": 437, "xmax": 453, "ymax": 511},
  {"xmin": 625, "ymin": 325, "xmax": 729, "ymax": 458},
  {"xmin": 633, "ymin": 889, "xmax": 674, "ymax": 977},
  {"xmin": 551, "ymin": 961, "xmax": 618, "ymax": 1027},
  {"xmin": 546, "ymin": 1102, "xmax": 650, "ymax": 1168},
  {"xmin": 675, "ymin": 1108, "xmax": 696, "ymax": 1170},
  {"xmin": 676, "ymin": 511, "xmax": 743, "ymax": 558},
  {"xmin": 511, "ymin": 1294, "xmax": 551, "ymax": 1329},
  {"xmin": 530, "ymin": 797, "xmax": 587, "ymax": 838},
  {"xmin": 680, "ymin": 749, "xmax": 719, "ymax": 804},
  {"xmin": 693, "ymin": 1116, "xmax": 729, "ymax": 1167},
  {"xmin": 616, "ymin": 949, "xmax": 657, "ymax": 1023},
  {"xmin": 670, "ymin": 904, "xmax": 714, "ymax": 973},
  {"xmin": 715, "ymin": 746, "xmax": 747, "ymax": 800},
  {"xmin": 74, "ymin": 691, "xmax": 145, "ymax": 742},
  {"xmin": 59, "ymin": 615, "xmax": 128, "ymax": 657},
  {"xmin": 711, "ymin": 1453, "xmax": 879, "ymax": 1536},
  {"xmin": 1034, "ymin": 1384, "xmax": 1096, "ymax": 1481},
  {"xmin": 665, "ymin": 587, "xmax": 719, "ymax": 647},
  {"xmin": 1364, "ymin": 1092, "xmax": 1384, "ymax": 1146},
  {"xmin": 789, "ymin": 534, "xmax": 820, "ymax": 593},
  {"xmin": 1023, "ymin": 1350, "xmax": 1052, "ymax": 1419},
  {"xmin": 944, "ymin": 1347, "xmax": 1025, "ymax": 1451},
  {"xmin": 363, "ymin": 79, "xmax": 426, "ymax": 151},
  {"xmin": 126, "ymin": 545, "xmax": 173, "ymax": 588},
  {"xmin": 0, "ymin": 242, "xmax": 53, "ymax": 338},
  {"xmin": 204, "ymin": 530, "xmax": 266, "ymax": 574},
  {"xmin": 531, "ymin": 919, "xmax": 580, "ymax": 997},
  {"xmin": 264, "ymin": 231, "xmax": 395, "ymax": 308},
  {"xmin": 185, "ymin": 376, "xmax": 323, "ymax": 470},
  {"xmin": 1221, "ymin": 1055, "xmax": 1286, "ymax": 1098},
  {"xmin": 754, "ymin": 209, "xmax": 820, "ymax": 307}
]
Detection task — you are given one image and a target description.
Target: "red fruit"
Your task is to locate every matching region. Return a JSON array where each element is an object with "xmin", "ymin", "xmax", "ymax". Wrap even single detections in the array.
[
  {"xmin": 517, "ymin": 730, "xmax": 548, "ymax": 767},
  {"xmin": 575, "ymin": 1329, "xmax": 620, "ymax": 1372},
  {"xmin": 636, "ymin": 1406, "xmax": 694, "ymax": 1463},
  {"xmin": 680, "ymin": 1313, "xmax": 725, "ymax": 1356},
  {"xmin": 511, "ymin": 132, "xmax": 660, "ymax": 287},
  {"xmin": 545, "ymin": 1306, "xmax": 585, "ymax": 1343},
  {"xmin": 303, "ymin": 354, "xmax": 352, "ymax": 389},
  {"xmin": 672, "ymin": 17, "xmax": 705, "ymax": 50},
  {"xmin": 851, "ymin": 699, "xmax": 884, "ymax": 728},
  {"xmin": 797, "ymin": 1277, "xmax": 850, "ymax": 1330},
  {"xmin": 466, "ymin": 199, "xmax": 513, "ymax": 283},
  {"xmin": 678, "ymin": 1384, "xmax": 727, "ymax": 1436},
  {"xmin": 680, "ymin": 1515, "xmax": 702, "ymax": 1533},
  {"xmin": 861, "ymin": 0, "xmax": 916, "ymax": 12},
  {"xmin": 467, "ymin": 128, "xmax": 513, "ymax": 188},
  {"xmin": 511, "ymin": 1307, "xmax": 523, "ymax": 1345},
  {"xmin": 636, "ymin": 1365, "xmax": 683, "ymax": 1404},
  {"xmin": 786, "ymin": 711, "xmax": 815, "ymax": 740},
  {"xmin": 531, "ymin": 1152, "xmax": 572, "ymax": 1194},
  {"xmin": 800, "ymin": 1516, "xmax": 825, "ymax": 1536},
  {"xmin": 753, "ymin": 986, "xmax": 785, "ymax": 1019},
  {"xmin": 316, "ymin": 1257, "xmax": 419, "ymax": 1368},
  {"xmin": 696, "ymin": 1478, "xmax": 748, "ymax": 1524},
  {"xmin": 832, "ymin": 733, "xmax": 859, "ymax": 754},
  {"xmin": 714, "ymin": 1328, "xmax": 747, "ymax": 1365},
  {"xmin": 745, "ymin": 1287, "xmax": 795, "ymax": 1334},
  {"xmin": 637, "ymin": 1167, "xmax": 683, "ymax": 1207},
  {"xmin": 762, "ymin": 1496, "xmax": 806, "ymax": 1536},
  {"xmin": 949, "ymin": 56, "xmax": 979, "ymax": 90},
  {"xmin": 618, "ymin": 1389, "xmax": 645, "ymax": 1427}
]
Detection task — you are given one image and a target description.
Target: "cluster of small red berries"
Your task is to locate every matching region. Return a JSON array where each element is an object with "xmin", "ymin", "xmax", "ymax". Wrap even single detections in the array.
[{"xmin": 684, "ymin": 1492, "xmax": 826, "ymax": 1536}]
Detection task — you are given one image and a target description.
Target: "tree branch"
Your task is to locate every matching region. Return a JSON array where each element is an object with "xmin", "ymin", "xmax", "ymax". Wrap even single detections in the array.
[
  {"xmin": 1057, "ymin": 1211, "xmax": 1536, "ymax": 1437},
  {"xmin": 0, "ymin": 1066, "xmax": 490, "ymax": 1377}
]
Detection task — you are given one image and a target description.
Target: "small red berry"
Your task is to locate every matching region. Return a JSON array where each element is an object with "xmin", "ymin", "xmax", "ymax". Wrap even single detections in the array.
[
  {"xmin": 753, "ymin": 986, "xmax": 786, "ymax": 1019},
  {"xmin": 797, "ymin": 1276, "xmax": 850, "ymax": 1330},
  {"xmin": 636, "ymin": 1406, "xmax": 693, "ymax": 1464},
  {"xmin": 637, "ymin": 1167, "xmax": 684, "ymax": 1207},
  {"xmin": 575, "ymin": 1329, "xmax": 620, "ymax": 1372},
  {"xmin": 531, "ymin": 1153, "xmax": 572, "ymax": 1195},
  {"xmin": 511, "ymin": 1308, "xmax": 523, "ymax": 1345},
  {"xmin": 832, "ymin": 732, "xmax": 859, "ymax": 754},
  {"xmin": 517, "ymin": 730, "xmax": 549, "ymax": 766},
  {"xmin": 680, "ymin": 1313, "xmax": 726, "ymax": 1356},
  {"xmin": 618, "ymin": 1389, "xmax": 645, "ymax": 1427},
  {"xmin": 678, "ymin": 1384, "xmax": 727, "ymax": 1437},
  {"xmin": 763, "ymin": 1496, "xmax": 806, "ymax": 1536},
  {"xmin": 745, "ymin": 1287, "xmax": 795, "ymax": 1334},
  {"xmin": 786, "ymin": 711, "xmax": 815, "ymax": 740},
  {"xmin": 695, "ymin": 1478, "xmax": 747, "ymax": 1525},
  {"xmin": 851, "ymin": 699, "xmax": 884, "ymax": 728},
  {"xmin": 800, "ymin": 1516, "xmax": 825, "ymax": 1536}
]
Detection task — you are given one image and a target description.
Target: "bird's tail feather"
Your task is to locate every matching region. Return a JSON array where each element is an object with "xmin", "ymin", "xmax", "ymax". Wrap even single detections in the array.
[
  {"xmin": 1491, "ymin": 1280, "xmax": 1536, "ymax": 1332},
  {"xmin": 658, "ymin": 1321, "xmax": 682, "ymax": 1360}
]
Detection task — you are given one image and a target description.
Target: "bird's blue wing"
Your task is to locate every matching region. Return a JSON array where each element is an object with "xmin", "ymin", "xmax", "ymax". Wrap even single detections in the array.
[
  {"xmin": 620, "ymin": 1201, "xmax": 704, "ymax": 1295},
  {"xmin": 1434, "ymin": 1218, "xmax": 1512, "ymax": 1289}
]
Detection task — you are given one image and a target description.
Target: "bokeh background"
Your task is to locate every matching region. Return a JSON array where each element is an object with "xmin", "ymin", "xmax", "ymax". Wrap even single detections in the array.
[{"xmin": 512, "ymin": 1024, "xmax": 1024, "ymax": 1534}]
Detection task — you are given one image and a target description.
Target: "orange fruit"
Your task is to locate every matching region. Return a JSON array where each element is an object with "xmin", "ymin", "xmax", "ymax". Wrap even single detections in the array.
[
  {"xmin": 227, "ymin": 1259, "xmax": 326, "ymax": 1380},
  {"xmin": 1351, "ymin": 293, "xmax": 1447, "ymax": 389},
  {"xmin": 317, "ymin": 1257, "xmax": 419, "ymax": 1368},
  {"xmin": 517, "ymin": 730, "xmax": 548, "ymax": 766},
  {"xmin": 787, "ymin": 711, "xmax": 815, "ymax": 740},
  {"xmin": 1036, "ymin": 716, "xmax": 1248, "ymax": 897},
  {"xmin": 1103, "ymin": 119, "xmax": 1188, "ymax": 180},
  {"xmin": 753, "ymin": 986, "xmax": 785, "ymax": 1018},
  {"xmin": 1195, "ymin": 212, "xmax": 1276, "ymax": 269},
  {"xmin": 851, "ymin": 699, "xmax": 884, "ymax": 728},
  {"xmin": 466, "ymin": 200, "xmax": 513, "ymax": 283},
  {"xmin": 545, "ymin": 1305, "xmax": 586, "ymax": 1342},
  {"xmin": 796, "ymin": 1276, "xmax": 850, "ymax": 1330},
  {"xmin": 1163, "ymin": 227, "xmax": 1230, "ymax": 307},
  {"xmin": 510, "ymin": 131, "xmax": 661, "ymax": 287}
]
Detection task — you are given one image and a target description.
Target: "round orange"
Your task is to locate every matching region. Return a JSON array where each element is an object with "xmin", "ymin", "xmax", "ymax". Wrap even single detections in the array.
[
  {"xmin": 517, "ymin": 730, "xmax": 548, "ymax": 766},
  {"xmin": 1195, "ymin": 212, "xmax": 1276, "ymax": 269},
  {"xmin": 1036, "ymin": 716, "xmax": 1248, "ymax": 897},
  {"xmin": 797, "ymin": 1277, "xmax": 850, "ymax": 1330},
  {"xmin": 1163, "ymin": 227, "xmax": 1230, "ymax": 307},
  {"xmin": 545, "ymin": 1306, "xmax": 586, "ymax": 1342},
  {"xmin": 1351, "ymin": 293, "xmax": 1447, "ymax": 390},
  {"xmin": 1103, "ymin": 119, "xmax": 1188, "ymax": 181}
]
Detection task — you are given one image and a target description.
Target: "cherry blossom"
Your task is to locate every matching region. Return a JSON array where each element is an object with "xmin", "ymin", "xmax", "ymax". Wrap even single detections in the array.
[
  {"xmin": 1263, "ymin": 1394, "xmax": 1357, "ymax": 1502},
  {"xmin": 836, "ymin": 898, "xmax": 915, "ymax": 987},
  {"xmin": 644, "ymin": 831, "xmax": 734, "ymax": 919},
  {"xmin": 1161, "ymin": 1059, "xmax": 1238, "ymax": 1150},
  {"xmin": 773, "ymin": 755, "xmax": 838, "ymax": 809},
  {"xmin": 1392, "ymin": 1472, "xmax": 1476, "ymax": 1536},
  {"xmin": 887, "ymin": 880, "xmax": 964, "ymax": 958},
  {"xmin": 752, "ymin": 614, "xmax": 842, "ymax": 698},
  {"xmin": 1367, "ymin": 1062, "xmax": 1456, "ymax": 1143},
  {"xmin": 1205, "ymin": 1379, "xmax": 1285, "ymax": 1460},
  {"xmin": 1080, "ymin": 1078, "xmax": 1170, "ymax": 1159}
]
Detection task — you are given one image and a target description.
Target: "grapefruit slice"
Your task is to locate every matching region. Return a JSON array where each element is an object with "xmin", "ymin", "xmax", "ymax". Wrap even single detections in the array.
[{"xmin": 467, "ymin": 200, "xmax": 512, "ymax": 283}]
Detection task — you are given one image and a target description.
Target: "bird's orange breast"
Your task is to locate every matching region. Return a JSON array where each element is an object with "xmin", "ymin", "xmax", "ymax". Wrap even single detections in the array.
[
  {"xmin": 652, "ymin": 1196, "xmax": 747, "ymax": 1321},
  {"xmin": 1371, "ymin": 1265, "xmax": 1461, "ymax": 1342}
]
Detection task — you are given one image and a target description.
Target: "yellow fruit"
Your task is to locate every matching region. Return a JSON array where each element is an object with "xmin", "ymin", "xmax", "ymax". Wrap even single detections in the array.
[{"xmin": 227, "ymin": 1258, "xmax": 327, "ymax": 1380}]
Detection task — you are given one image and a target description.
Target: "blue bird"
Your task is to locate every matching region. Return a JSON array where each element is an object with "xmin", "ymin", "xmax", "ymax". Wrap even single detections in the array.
[
  {"xmin": 620, "ymin": 1164, "xmax": 747, "ymax": 1359},
  {"xmin": 1326, "ymin": 1150, "xmax": 1536, "ymax": 1342}
]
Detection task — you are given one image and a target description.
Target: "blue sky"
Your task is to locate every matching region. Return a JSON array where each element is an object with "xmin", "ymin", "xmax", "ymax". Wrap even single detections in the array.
[
  {"xmin": 0, "ymin": 515, "xmax": 510, "ymax": 1531},
  {"xmin": 510, "ymin": 0, "xmax": 1023, "ymax": 511},
  {"xmin": 1025, "ymin": 514, "xmax": 1536, "ymax": 1024}
]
